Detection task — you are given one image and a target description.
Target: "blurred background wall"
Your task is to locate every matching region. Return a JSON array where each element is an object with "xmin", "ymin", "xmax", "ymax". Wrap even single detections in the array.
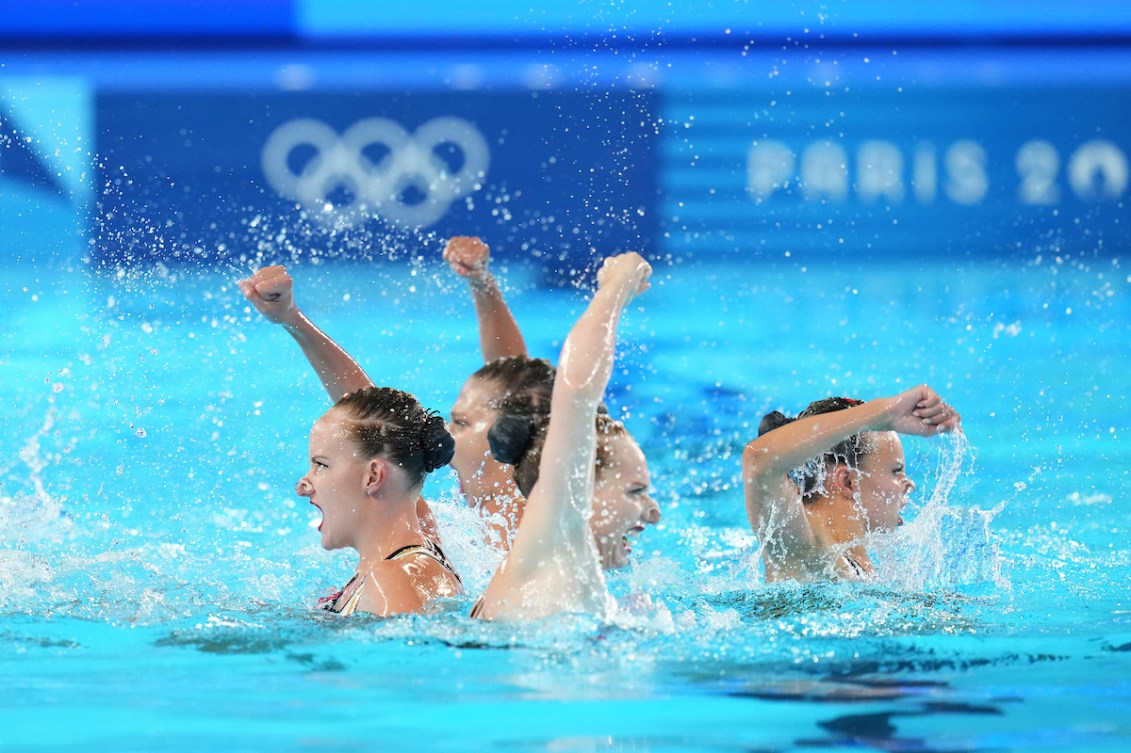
[{"xmin": 2, "ymin": 0, "xmax": 1130, "ymax": 268}]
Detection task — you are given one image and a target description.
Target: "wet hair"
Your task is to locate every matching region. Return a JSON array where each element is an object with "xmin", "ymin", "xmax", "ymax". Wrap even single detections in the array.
[
  {"xmin": 332, "ymin": 386, "xmax": 455, "ymax": 489},
  {"xmin": 758, "ymin": 396, "xmax": 869, "ymax": 499},
  {"xmin": 473, "ymin": 356, "xmax": 556, "ymax": 418},
  {"xmin": 594, "ymin": 413, "xmax": 629, "ymax": 472},
  {"xmin": 487, "ymin": 411, "xmax": 628, "ymax": 498},
  {"xmin": 472, "ymin": 355, "xmax": 609, "ymax": 418}
]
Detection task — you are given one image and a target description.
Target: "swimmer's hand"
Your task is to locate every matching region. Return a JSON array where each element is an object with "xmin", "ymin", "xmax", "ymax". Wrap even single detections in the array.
[
  {"xmin": 596, "ymin": 252, "xmax": 651, "ymax": 303},
  {"xmin": 443, "ymin": 236, "xmax": 491, "ymax": 282},
  {"xmin": 882, "ymin": 385, "xmax": 962, "ymax": 437},
  {"xmin": 238, "ymin": 265, "xmax": 298, "ymax": 325}
]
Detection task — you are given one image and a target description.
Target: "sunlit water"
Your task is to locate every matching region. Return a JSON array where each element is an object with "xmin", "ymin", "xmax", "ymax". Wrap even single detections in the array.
[{"xmin": 1, "ymin": 241, "xmax": 1128, "ymax": 751}]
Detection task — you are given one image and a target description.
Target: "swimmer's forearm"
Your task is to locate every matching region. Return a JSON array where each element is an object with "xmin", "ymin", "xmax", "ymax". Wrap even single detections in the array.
[
  {"xmin": 280, "ymin": 310, "xmax": 374, "ymax": 402},
  {"xmin": 556, "ymin": 282, "xmax": 629, "ymax": 401},
  {"xmin": 467, "ymin": 274, "xmax": 528, "ymax": 362},
  {"xmin": 743, "ymin": 398, "xmax": 891, "ymax": 479}
]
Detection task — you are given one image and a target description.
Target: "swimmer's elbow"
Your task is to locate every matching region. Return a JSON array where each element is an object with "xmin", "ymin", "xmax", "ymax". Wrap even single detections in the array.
[
  {"xmin": 556, "ymin": 355, "xmax": 610, "ymax": 403},
  {"xmin": 742, "ymin": 441, "xmax": 775, "ymax": 480}
]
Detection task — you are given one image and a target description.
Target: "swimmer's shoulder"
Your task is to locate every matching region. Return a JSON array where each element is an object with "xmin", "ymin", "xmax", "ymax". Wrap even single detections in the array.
[{"xmin": 356, "ymin": 550, "xmax": 463, "ymax": 616}]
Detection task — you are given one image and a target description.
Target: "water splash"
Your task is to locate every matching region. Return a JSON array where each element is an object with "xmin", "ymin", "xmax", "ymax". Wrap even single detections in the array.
[
  {"xmin": 874, "ymin": 431, "xmax": 1005, "ymax": 591},
  {"xmin": 0, "ymin": 410, "xmax": 72, "ymax": 609}
]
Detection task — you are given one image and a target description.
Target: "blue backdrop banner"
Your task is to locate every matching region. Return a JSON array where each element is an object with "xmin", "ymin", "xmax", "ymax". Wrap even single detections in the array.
[
  {"xmin": 660, "ymin": 82, "xmax": 1131, "ymax": 259},
  {"xmin": 93, "ymin": 89, "xmax": 659, "ymax": 268}
]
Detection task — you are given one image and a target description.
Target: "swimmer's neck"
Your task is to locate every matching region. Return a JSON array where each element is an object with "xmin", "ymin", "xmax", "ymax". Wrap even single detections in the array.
[{"xmin": 353, "ymin": 496, "xmax": 431, "ymax": 574}]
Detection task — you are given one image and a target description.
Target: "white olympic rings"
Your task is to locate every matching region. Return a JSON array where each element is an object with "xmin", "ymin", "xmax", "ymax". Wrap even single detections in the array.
[{"xmin": 260, "ymin": 116, "xmax": 490, "ymax": 228}]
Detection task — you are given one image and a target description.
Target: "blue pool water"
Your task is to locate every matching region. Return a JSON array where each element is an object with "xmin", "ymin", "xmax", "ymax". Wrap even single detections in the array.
[{"xmin": 1, "ymin": 239, "xmax": 1128, "ymax": 750}]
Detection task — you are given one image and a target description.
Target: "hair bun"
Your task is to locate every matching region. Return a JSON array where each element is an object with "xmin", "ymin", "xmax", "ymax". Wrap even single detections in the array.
[
  {"xmin": 488, "ymin": 414, "xmax": 536, "ymax": 465},
  {"xmin": 421, "ymin": 414, "xmax": 456, "ymax": 472},
  {"xmin": 757, "ymin": 410, "xmax": 793, "ymax": 437}
]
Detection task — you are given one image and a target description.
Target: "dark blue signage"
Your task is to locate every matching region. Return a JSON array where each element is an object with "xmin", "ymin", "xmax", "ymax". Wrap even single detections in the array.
[
  {"xmin": 660, "ymin": 84, "xmax": 1131, "ymax": 258},
  {"xmin": 94, "ymin": 90, "xmax": 659, "ymax": 267},
  {"xmin": 7, "ymin": 1, "xmax": 1130, "ymax": 42},
  {"xmin": 3, "ymin": 0, "xmax": 293, "ymax": 38}
]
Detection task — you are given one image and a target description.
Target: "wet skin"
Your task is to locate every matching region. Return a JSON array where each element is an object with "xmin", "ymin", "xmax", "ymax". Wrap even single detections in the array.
[
  {"xmin": 296, "ymin": 410, "xmax": 371, "ymax": 551},
  {"xmin": 851, "ymin": 431, "xmax": 915, "ymax": 533},
  {"xmin": 448, "ymin": 375, "xmax": 661, "ymax": 567},
  {"xmin": 592, "ymin": 431, "xmax": 661, "ymax": 569}
]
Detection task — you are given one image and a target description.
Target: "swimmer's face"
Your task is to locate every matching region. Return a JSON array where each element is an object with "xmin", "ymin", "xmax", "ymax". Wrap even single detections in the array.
[
  {"xmin": 591, "ymin": 431, "xmax": 660, "ymax": 570},
  {"xmin": 853, "ymin": 432, "xmax": 914, "ymax": 532},
  {"xmin": 449, "ymin": 376, "xmax": 517, "ymax": 502},
  {"xmin": 296, "ymin": 410, "xmax": 371, "ymax": 552}
]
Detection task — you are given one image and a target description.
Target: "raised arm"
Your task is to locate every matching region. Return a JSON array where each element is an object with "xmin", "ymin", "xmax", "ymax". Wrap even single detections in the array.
[
  {"xmin": 473, "ymin": 253, "xmax": 651, "ymax": 620},
  {"xmin": 743, "ymin": 384, "xmax": 960, "ymax": 581},
  {"xmin": 744, "ymin": 385, "xmax": 958, "ymax": 485},
  {"xmin": 239, "ymin": 266, "xmax": 440, "ymax": 537},
  {"xmin": 510, "ymin": 253, "xmax": 651, "ymax": 559},
  {"xmin": 238, "ymin": 265, "xmax": 373, "ymax": 401},
  {"xmin": 443, "ymin": 236, "xmax": 527, "ymax": 362}
]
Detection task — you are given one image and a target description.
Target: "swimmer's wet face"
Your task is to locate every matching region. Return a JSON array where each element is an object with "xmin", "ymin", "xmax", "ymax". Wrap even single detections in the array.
[
  {"xmin": 592, "ymin": 430, "xmax": 660, "ymax": 570},
  {"xmin": 449, "ymin": 359, "xmax": 554, "ymax": 505},
  {"xmin": 296, "ymin": 410, "xmax": 370, "ymax": 551},
  {"xmin": 852, "ymin": 432, "xmax": 914, "ymax": 532},
  {"xmin": 448, "ymin": 375, "xmax": 506, "ymax": 498}
]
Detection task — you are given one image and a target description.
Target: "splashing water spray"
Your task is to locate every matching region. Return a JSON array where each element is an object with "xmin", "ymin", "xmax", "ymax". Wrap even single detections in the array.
[{"xmin": 876, "ymin": 430, "xmax": 1005, "ymax": 591}]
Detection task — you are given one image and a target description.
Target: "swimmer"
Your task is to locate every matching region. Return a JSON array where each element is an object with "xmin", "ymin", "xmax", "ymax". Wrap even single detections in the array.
[
  {"xmin": 448, "ymin": 354, "xmax": 552, "ymax": 546},
  {"xmin": 238, "ymin": 265, "xmax": 442, "ymax": 537},
  {"xmin": 442, "ymin": 236, "xmax": 543, "ymax": 544},
  {"xmin": 743, "ymin": 385, "xmax": 961, "ymax": 583},
  {"xmin": 445, "ymin": 238, "xmax": 660, "ymax": 571},
  {"xmin": 239, "ymin": 271, "xmax": 462, "ymax": 615},
  {"xmin": 297, "ymin": 387, "xmax": 462, "ymax": 615},
  {"xmin": 237, "ymin": 241, "xmax": 662, "ymax": 568},
  {"xmin": 235, "ymin": 251, "xmax": 538, "ymax": 547},
  {"xmin": 472, "ymin": 252, "xmax": 654, "ymax": 620}
]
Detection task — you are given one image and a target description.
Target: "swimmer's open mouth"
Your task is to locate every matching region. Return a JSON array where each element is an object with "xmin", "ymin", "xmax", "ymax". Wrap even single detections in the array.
[
  {"xmin": 309, "ymin": 500, "xmax": 324, "ymax": 531},
  {"xmin": 623, "ymin": 525, "xmax": 645, "ymax": 554}
]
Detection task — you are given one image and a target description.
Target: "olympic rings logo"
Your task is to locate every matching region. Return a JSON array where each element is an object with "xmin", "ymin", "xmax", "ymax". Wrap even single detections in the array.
[{"xmin": 260, "ymin": 116, "xmax": 490, "ymax": 228}]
